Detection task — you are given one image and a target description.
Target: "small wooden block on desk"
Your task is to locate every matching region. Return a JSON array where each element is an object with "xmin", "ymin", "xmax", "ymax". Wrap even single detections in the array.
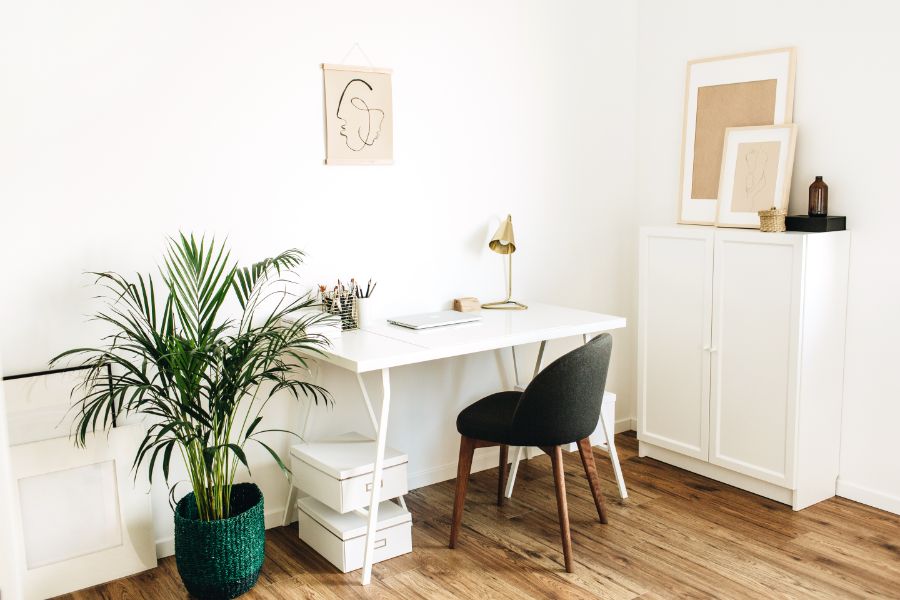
[{"xmin": 453, "ymin": 297, "xmax": 480, "ymax": 312}]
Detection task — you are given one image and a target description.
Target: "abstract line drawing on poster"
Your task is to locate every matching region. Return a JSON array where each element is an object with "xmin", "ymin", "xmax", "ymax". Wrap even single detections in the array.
[
  {"xmin": 323, "ymin": 63, "xmax": 393, "ymax": 165},
  {"xmin": 337, "ymin": 79, "xmax": 385, "ymax": 151}
]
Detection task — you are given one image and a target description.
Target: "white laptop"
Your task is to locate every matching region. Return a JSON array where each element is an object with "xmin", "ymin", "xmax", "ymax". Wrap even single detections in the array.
[{"xmin": 387, "ymin": 310, "xmax": 482, "ymax": 330}]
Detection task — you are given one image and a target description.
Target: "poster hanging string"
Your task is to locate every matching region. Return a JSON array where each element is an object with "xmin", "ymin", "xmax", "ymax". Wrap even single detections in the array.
[{"xmin": 340, "ymin": 43, "xmax": 375, "ymax": 67}]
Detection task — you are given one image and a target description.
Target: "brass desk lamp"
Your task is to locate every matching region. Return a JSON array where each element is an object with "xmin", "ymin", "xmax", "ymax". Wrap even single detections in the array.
[{"xmin": 482, "ymin": 215, "xmax": 527, "ymax": 310}]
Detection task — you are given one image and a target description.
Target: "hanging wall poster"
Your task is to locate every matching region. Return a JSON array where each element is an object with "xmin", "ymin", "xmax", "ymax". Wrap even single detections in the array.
[
  {"xmin": 323, "ymin": 64, "xmax": 394, "ymax": 165},
  {"xmin": 677, "ymin": 47, "xmax": 796, "ymax": 224}
]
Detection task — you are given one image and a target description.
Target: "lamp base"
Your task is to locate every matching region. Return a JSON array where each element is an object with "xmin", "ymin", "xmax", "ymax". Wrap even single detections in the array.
[{"xmin": 481, "ymin": 300, "xmax": 528, "ymax": 310}]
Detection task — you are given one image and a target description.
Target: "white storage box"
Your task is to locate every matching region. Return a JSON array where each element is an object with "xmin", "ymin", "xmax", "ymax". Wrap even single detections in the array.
[
  {"xmin": 297, "ymin": 497, "xmax": 412, "ymax": 573},
  {"xmin": 289, "ymin": 432, "xmax": 408, "ymax": 514}
]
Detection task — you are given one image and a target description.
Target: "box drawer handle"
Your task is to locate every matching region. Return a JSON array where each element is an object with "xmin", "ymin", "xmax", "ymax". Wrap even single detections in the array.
[
  {"xmin": 373, "ymin": 538, "xmax": 387, "ymax": 549},
  {"xmin": 366, "ymin": 480, "xmax": 384, "ymax": 492}
]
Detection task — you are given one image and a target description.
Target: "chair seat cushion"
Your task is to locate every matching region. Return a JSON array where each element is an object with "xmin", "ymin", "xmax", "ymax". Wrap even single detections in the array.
[{"xmin": 456, "ymin": 391, "xmax": 522, "ymax": 444}]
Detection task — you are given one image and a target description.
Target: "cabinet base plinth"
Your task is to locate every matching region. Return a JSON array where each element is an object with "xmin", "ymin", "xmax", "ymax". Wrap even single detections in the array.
[{"xmin": 639, "ymin": 441, "xmax": 800, "ymax": 508}]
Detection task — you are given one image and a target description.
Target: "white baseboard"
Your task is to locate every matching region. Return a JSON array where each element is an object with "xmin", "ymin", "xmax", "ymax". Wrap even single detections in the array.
[
  {"xmin": 155, "ymin": 418, "xmax": 638, "ymax": 557},
  {"xmin": 617, "ymin": 417, "xmax": 636, "ymax": 433},
  {"xmin": 836, "ymin": 478, "xmax": 900, "ymax": 516},
  {"xmin": 407, "ymin": 449, "xmax": 505, "ymax": 491},
  {"xmin": 155, "ymin": 506, "xmax": 287, "ymax": 558},
  {"xmin": 156, "ymin": 537, "xmax": 174, "ymax": 559}
]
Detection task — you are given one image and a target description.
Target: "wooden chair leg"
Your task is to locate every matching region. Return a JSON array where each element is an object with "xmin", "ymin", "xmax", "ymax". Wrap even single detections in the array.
[
  {"xmin": 577, "ymin": 438, "xmax": 609, "ymax": 524},
  {"xmin": 497, "ymin": 444, "xmax": 509, "ymax": 506},
  {"xmin": 450, "ymin": 436, "xmax": 477, "ymax": 549},
  {"xmin": 539, "ymin": 445, "xmax": 574, "ymax": 573}
]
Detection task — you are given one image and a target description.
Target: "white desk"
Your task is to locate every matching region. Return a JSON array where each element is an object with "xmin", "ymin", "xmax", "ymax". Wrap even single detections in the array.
[{"xmin": 283, "ymin": 302, "xmax": 626, "ymax": 585}]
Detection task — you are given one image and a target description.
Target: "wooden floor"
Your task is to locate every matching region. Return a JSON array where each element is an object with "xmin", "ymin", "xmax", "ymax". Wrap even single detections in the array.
[{"xmin": 56, "ymin": 432, "xmax": 900, "ymax": 600}]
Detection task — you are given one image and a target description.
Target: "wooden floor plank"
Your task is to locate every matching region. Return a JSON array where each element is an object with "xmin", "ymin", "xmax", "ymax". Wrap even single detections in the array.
[
  {"xmin": 49, "ymin": 433, "xmax": 900, "ymax": 600},
  {"xmin": 416, "ymin": 512, "xmax": 642, "ymax": 600}
]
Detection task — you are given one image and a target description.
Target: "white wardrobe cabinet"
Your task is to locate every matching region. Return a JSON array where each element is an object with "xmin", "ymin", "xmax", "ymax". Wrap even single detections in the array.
[{"xmin": 637, "ymin": 225, "xmax": 850, "ymax": 511}]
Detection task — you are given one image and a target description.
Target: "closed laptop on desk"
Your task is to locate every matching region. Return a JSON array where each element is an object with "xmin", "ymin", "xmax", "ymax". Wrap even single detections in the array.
[{"xmin": 387, "ymin": 310, "xmax": 481, "ymax": 330}]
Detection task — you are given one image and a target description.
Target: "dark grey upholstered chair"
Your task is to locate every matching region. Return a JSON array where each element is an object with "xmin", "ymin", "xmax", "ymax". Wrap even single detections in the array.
[{"xmin": 449, "ymin": 332, "xmax": 613, "ymax": 573}]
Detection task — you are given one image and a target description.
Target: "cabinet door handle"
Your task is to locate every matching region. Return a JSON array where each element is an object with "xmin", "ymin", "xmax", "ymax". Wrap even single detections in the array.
[
  {"xmin": 373, "ymin": 538, "xmax": 387, "ymax": 549},
  {"xmin": 703, "ymin": 345, "xmax": 710, "ymax": 351},
  {"xmin": 709, "ymin": 347, "xmax": 718, "ymax": 352},
  {"xmin": 366, "ymin": 480, "xmax": 384, "ymax": 492}
]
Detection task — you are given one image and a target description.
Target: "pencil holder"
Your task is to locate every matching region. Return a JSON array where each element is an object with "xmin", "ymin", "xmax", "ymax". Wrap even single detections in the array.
[
  {"xmin": 357, "ymin": 297, "xmax": 373, "ymax": 328},
  {"xmin": 320, "ymin": 289, "xmax": 358, "ymax": 331}
]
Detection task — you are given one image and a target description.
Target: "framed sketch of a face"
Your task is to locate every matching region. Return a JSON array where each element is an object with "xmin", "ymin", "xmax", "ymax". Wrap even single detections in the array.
[{"xmin": 323, "ymin": 64, "xmax": 394, "ymax": 165}]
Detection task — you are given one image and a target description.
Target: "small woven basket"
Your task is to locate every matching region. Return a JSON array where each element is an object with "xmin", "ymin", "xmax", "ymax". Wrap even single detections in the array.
[
  {"xmin": 174, "ymin": 483, "xmax": 265, "ymax": 600},
  {"xmin": 758, "ymin": 206, "xmax": 787, "ymax": 232}
]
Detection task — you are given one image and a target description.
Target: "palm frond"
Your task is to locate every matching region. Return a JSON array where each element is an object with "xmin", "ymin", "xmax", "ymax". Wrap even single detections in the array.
[{"xmin": 57, "ymin": 234, "xmax": 331, "ymax": 521}]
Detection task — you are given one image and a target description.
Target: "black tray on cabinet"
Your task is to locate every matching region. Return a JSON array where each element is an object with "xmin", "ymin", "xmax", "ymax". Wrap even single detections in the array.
[{"xmin": 785, "ymin": 215, "xmax": 846, "ymax": 232}]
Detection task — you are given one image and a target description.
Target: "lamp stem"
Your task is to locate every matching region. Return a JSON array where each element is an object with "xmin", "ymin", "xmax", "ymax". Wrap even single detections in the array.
[{"xmin": 507, "ymin": 251, "xmax": 513, "ymax": 302}]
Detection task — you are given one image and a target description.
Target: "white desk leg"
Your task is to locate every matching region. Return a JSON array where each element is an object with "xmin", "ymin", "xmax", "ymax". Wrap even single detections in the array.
[
  {"xmin": 505, "ymin": 446, "xmax": 524, "ymax": 498},
  {"xmin": 511, "ymin": 345, "xmax": 520, "ymax": 387},
  {"xmin": 587, "ymin": 331, "xmax": 628, "ymax": 498},
  {"xmin": 356, "ymin": 372, "xmax": 380, "ymax": 435},
  {"xmin": 600, "ymin": 412, "xmax": 628, "ymax": 499},
  {"xmin": 506, "ymin": 340, "xmax": 547, "ymax": 495},
  {"xmin": 533, "ymin": 340, "xmax": 547, "ymax": 379},
  {"xmin": 357, "ymin": 372, "xmax": 407, "ymax": 511},
  {"xmin": 361, "ymin": 368, "xmax": 391, "ymax": 586},
  {"xmin": 524, "ymin": 341, "xmax": 546, "ymax": 461},
  {"xmin": 282, "ymin": 363, "xmax": 322, "ymax": 527}
]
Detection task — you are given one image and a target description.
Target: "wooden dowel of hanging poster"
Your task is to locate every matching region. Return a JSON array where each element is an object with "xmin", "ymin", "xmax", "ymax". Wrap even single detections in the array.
[
  {"xmin": 322, "ymin": 64, "xmax": 393, "ymax": 74},
  {"xmin": 325, "ymin": 159, "xmax": 396, "ymax": 165}
]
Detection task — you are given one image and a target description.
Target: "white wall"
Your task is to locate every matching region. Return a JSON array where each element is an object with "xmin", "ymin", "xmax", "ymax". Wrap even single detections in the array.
[
  {"xmin": 636, "ymin": 0, "xmax": 900, "ymax": 513},
  {"xmin": 0, "ymin": 1, "xmax": 639, "ymax": 555}
]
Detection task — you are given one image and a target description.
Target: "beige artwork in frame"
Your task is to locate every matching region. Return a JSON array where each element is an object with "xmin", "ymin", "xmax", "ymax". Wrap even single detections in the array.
[
  {"xmin": 678, "ymin": 47, "xmax": 797, "ymax": 225},
  {"xmin": 323, "ymin": 64, "xmax": 394, "ymax": 165},
  {"xmin": 715, "ymin": 124, "xmax": 798, "ymax": 229}
]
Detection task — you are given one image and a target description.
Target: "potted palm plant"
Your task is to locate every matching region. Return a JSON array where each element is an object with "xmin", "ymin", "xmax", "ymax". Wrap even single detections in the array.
[{"xmin": 53, "ymin": 234, "xmax": 332, "ymax": 600}]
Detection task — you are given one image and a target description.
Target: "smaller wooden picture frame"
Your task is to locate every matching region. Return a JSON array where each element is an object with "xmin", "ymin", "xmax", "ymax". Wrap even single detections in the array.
[{"xmin": 714, "ymin": 124, "xmax": 798, "ymax": 229}]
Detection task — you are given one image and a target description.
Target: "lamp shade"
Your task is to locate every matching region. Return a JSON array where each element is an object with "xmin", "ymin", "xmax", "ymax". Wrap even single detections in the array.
[{"xmin": 488, "ymin": 215, "xmax": 516, "ymax": 255}]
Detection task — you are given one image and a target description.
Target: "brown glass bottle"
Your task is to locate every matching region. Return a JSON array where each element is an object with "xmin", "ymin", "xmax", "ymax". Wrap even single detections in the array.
[{"xmin": 809, "ymin": 176, "xmax": 828, "ymax": 216}]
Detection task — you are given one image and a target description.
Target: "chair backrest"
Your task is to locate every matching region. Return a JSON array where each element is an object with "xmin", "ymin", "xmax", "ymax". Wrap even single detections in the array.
[{"xmin": 509, "ymin": 333, "xmax": 613, "ymax": 447}]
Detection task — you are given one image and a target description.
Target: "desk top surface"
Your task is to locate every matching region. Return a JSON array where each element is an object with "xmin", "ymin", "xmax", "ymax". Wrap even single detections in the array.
[{"xmin": 313, "ymin": 302, "xmax": 625, "ymax": 373}]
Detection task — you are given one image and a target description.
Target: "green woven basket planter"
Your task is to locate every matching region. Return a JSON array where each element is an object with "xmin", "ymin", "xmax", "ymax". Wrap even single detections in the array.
[{"xmin": 174, "ymin": 483, "xmax": 265, "ymax": 600}]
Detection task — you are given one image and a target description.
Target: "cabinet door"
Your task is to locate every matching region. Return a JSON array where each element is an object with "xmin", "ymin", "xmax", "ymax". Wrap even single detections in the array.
[
  {"xmin": 638, "ymin": 227, "xmax": 714, "ymax": 460},
  {"xmin": 709, "ymin": 230, "xmax": 802, "ymax": 488}
]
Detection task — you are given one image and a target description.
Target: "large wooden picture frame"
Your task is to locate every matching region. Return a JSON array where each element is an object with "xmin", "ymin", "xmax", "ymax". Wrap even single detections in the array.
[
  {"xmin": 323, "ymin": 64, "xmax": 394, "ymax": 165},
  {"xmin": 715, "ymin": 124, "xmax": 798, "ymax": 229},
  {"xmin": 678, "ymin": 47, "xmax": 796, "ymax": 225}
]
